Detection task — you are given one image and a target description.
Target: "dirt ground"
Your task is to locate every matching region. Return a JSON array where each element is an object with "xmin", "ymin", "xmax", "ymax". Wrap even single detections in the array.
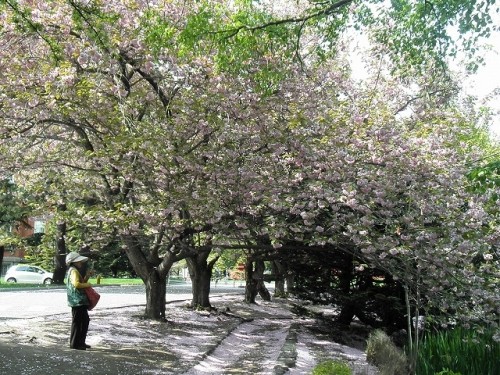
[{"xmin": 0, "ymin": 295, "xmax": 378, "ymax": 375}]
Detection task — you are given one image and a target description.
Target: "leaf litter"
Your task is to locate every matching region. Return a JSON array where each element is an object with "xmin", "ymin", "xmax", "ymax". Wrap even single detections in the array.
[{"xmin": 0, "ymin": 295, "xmax": 378, "ymax": 374}]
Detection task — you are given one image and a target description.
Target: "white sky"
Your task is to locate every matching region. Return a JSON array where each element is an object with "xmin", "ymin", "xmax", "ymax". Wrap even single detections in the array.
[{"xmin": 460, "ymin": 35, "xmax": 500, "ymax": 138}]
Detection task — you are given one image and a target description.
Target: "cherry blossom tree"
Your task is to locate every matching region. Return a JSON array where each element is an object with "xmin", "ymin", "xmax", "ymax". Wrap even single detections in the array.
[
  {"xmin": 243, "ymin": 63, "xmax": 499, "ymax": 370},
  {"xmin": 0, "ymin": 1, "xmax": 497, "ymax": 341},
  {"xmin": 0, "ymin": 0, "xmax": 306, "ymax": 317},
  {"xmin": 0, "ymin": 0, "xmax": 216, "ymax": 316}
]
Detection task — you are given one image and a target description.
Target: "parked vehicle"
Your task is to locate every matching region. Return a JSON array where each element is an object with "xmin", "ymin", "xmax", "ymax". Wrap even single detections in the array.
[{"xmin": 4, "ymin": 264, "xmax": 53, "ymax": 284}]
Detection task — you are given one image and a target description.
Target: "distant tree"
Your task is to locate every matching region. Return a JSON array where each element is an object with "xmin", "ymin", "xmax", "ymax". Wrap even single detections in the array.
[{"xmin": 0, "ymin": 179, "xmax": 33, "ymax": 272}]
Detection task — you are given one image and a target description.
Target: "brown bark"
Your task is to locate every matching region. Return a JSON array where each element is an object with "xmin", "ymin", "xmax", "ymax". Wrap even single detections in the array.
[
  {"xmin": 189, "ymin": 262, "xmax": 212, "ymax": 308},
  {"xmin": 244, "ymin": 259, "xmax": 271, "ymax": 303},
  {"xmin": 144, "ymin": 269, "xmax": 167, "ymax": 320},
  {"xmin": 286, "ymin": 271, "xmax": 295, "ymax": 294},
  {"xmin": 186, "ymin": 247, "xmax": 218, "ymax": 309},
  {"xmin": 121, "ymin": 234, "xmax": 174, "ymax": 320},
  {"xmin": 52, "ymin": 205, "xmax": 68, "ymax": 284},
  {"xmin": 272, "ymin": 260, "xmax": 286, "ymax": 297},
  {"xmin": 336, "ymin": 253, "xmax": 355, "ymax": 325},
  {"xmin": 255, "ymin": 260, "xmax": 271, "ymax": 301},
  {"xmin": 0, "ymin": 245, "xmax": 4, "ymax": 276},
  {"xmin": 245, "ymin": 259, "xmax": 258, "ymax": 303}
]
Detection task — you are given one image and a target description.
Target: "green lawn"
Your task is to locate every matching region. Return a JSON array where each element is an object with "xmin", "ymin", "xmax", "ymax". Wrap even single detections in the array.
[
  {"xmin": 90, "ymin": 277, "xmax": 144, "ymax": 286},
  {"xmin": 0, "ymin": 277, "xmax": 144, "ymax": 288}
]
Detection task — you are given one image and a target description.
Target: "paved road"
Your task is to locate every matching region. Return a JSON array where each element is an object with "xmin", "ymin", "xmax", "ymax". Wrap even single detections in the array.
[{"xmin": 0, "ymin": 282, "xmax": 248, "ymax": 319}]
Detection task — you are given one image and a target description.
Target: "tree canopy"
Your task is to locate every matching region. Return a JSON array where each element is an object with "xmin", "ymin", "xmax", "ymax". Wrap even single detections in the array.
[{"xmin": 0, "ymin": 0, "xmax": 498, "ymax": 336}]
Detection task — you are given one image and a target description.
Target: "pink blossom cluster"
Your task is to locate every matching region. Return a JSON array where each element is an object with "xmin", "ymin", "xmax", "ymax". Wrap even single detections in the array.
[{"xmin": 0, "ymin": 0, "xmax": 497, "ymax": 333}]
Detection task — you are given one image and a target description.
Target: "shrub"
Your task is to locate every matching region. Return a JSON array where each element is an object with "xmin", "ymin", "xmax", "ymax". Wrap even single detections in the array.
[
  {"xmin": 366, "ymin": 329, "xmax": 407, "ymax": 375},
  {"xmin": 311, "ymin": 359, "xmax": 352, "ymax": 375}
]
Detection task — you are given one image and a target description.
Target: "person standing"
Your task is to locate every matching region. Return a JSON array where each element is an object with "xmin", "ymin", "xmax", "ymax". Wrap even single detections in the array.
[{"xmin": 66, "ymin": 251, "xmax": 92, "ymax": 350}]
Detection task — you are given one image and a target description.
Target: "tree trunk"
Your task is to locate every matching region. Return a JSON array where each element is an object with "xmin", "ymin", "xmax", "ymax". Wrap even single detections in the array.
[
  {"xmin": 0, "ymin": 245, "xmax": 4, "ymax": 277},
  {"xmin": 244, "ymin": 259, "xmax": 271, "ymax": 303},
  {"xmin": 144, "ymin": 269, "xmax": 168, "ymax": 320},
  {"xmin": 52, "ymin": 210, "xmax": 68, "ymax": 284},
  {"xmin": 121, "ymin": 234, "xmax": 174, "ymax": 320},
  {"xmin": 286, "ymin": 271, "xmax": 295, "ymax": 294},
  {"xmin": 336, "ymin": 253, "xmax": 355, "ymax": 325},
  {"xmin": 255, "ymin": 260, "xmax": 271, "ymax": 301},
  {"xmin": 186, "ymin": 248, "xmax": 218, "ymax": 309},
  {"xmin": 272, "ymin": 260, "xmax": 286, "ymax": 297},
  {"xmin": 245, "ymin": 259, "xmax": 258, "ymax": 303},
  {"xmin": 189, "ymin": 261, "xmax": 212, "ymax": 309}
]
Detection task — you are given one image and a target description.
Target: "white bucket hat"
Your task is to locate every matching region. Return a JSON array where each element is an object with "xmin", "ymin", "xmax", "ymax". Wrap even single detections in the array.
[{"xmin": 65, "ymin": 252, "xmax": 89, "ymax": 266}]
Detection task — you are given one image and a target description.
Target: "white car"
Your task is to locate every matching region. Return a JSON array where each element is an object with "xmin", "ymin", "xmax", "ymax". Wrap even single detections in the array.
[{"xmin": 4, "ymin": 264, "xmax": 53, "ymax": 284}]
